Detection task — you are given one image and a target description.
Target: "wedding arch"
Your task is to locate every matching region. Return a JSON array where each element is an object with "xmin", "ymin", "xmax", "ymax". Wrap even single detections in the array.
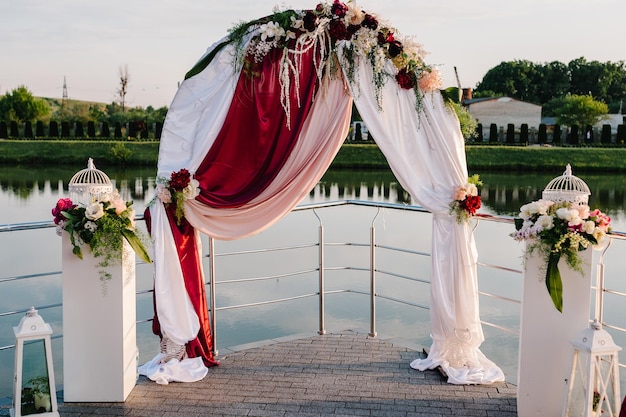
[{"xmin": 141, "ymin": 0, "xmax": 504, "ymax": 385}]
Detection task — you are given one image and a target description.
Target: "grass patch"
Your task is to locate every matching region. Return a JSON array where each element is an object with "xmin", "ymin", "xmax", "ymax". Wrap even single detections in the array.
[{"xmin": 2, "ymin": 140, "xmax": 626, "ymax": 172}]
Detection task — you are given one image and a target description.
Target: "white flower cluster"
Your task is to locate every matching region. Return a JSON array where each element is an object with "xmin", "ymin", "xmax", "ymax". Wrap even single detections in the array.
[{"xmin": 512, "ymin": 199, "xmax": 608, "ymax": 243}]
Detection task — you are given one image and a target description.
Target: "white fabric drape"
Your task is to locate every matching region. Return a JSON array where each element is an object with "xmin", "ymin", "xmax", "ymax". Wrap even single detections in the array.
[
  {"xmin": 148, "ymin": 38, "xmax": 352, "ymax": 345},
  {"xmin": 349, "ymin": 58, "xmax": 504, "ymax": 384}
]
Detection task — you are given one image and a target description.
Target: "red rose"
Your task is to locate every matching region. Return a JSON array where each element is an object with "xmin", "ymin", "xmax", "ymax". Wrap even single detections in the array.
[
  {"xmin": 461, "ymin": 195, "xmax": 481, "ymax": 215},
  {"xmin": 395, "ymin": 68, "xmax": 416, "ymax": 89},
  {"xmin": 328, "ymin": 19, "xmax": 348, "ymax": 40},
  {"xmin": 52, "ymin": 197, "xmax": 74, "ymax": 224},
  {"xmin": 361, "ymin": 14, "xmax": 378, "ymax": 30},
  {"xmin": 331, "ymin": 0, "xmax": 348, "ymax": 17},
  {"xmin": 303, "ymin": 11, "xmax": 318, "ymax": 32},
  {"xmin": 169, "ymin": 168, "xmax": 191, "ymax": 191},
  {"xmin": 387, "ymin": 40, "xmax": 403, "ymax": 58}
]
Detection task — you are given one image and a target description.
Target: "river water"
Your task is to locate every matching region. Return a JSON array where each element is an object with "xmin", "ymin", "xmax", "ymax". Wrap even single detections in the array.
[{"xmin": 2, "ymin": 164, "xmax": 626, "ymax": 399}]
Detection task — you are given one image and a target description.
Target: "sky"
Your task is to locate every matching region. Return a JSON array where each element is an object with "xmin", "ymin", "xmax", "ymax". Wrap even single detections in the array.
[{"xmin": 1, "ymin": 0, "xmax": 625, "ymax": 109}]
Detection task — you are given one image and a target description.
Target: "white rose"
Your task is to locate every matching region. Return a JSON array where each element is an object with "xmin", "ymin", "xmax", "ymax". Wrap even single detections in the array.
[
  {"xmin": 84, "ymin": 221, "xmax": 98, "ymax": 232},
  {"xmin": 84, "ymin": 202, "xmax": 104, "ymax": 221},
  {"xmin": 583, "ymin": 220, "xmax": 596, "ymax": 234},
  {"xmin": 465, "ymin": 183, "xmax": 478, "ymax": 197},
  {"xmin": 183, "ymin": 178, "xmax": 200, "ymax": 200},
  {"xmin": 535, "ymin": 214, "xmax": 554, "ymax": 230}
]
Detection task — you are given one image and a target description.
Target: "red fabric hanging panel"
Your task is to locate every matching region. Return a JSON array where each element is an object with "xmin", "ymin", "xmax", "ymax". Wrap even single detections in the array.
[{"xmin": 194, "ymin": 47, "xmax": 320, "ymax": 208}]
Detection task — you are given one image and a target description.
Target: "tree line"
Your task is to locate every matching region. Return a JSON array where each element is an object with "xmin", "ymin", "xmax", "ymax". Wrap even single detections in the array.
[
  {"xmin": 474, "ymin": 57, "xmax": 626, "ymax": 114},
  {"xmin": 0, "ymin": 85, "xmax": 167, "ymax": 139}
]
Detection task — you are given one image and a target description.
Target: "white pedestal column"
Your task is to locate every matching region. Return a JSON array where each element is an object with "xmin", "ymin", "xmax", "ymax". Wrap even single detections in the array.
[
  {"xmin": 62, "ymin": 234, "xmax": 137, "ymax": 402},
  {"xmin": 517, "ymin": 245, "xmax": 597, "ymax": 417}
]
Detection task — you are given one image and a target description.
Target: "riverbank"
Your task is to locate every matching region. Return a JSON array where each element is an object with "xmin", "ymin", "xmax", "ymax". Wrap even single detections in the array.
[{"xmin": 2, "ymin": 140, "xmax": 626, "ymax": 172}]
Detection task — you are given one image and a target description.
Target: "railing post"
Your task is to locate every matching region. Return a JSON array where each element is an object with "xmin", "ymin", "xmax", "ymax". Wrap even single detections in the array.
[
  {"xmin": 314, "ymin": 209, "xmax": 326, "ymax": 335},
  {"xmin": 595, "ymin": 239, "xmax": 613, "ymax": 325},
  {"xmin": 208, "ymin": 236, "xmax": 218, "ymax": 355},
  {"xmin": 370, "ymin": 208, "xmax": 381, "ymax": 338}
]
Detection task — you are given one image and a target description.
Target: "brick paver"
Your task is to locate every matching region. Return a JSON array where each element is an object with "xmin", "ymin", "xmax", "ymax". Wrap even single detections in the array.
[{"xmin": 1, "ymin": 330, "xmax": 517, "ymax": 416}]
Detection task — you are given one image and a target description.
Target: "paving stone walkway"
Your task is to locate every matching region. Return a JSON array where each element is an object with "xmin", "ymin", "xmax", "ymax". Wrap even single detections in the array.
[{"xmin": 2, "ymin": 330, "xmax": 517, "ymax": 416}]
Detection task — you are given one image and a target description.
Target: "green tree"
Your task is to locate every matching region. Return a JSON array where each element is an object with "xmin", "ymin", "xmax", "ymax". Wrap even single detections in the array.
[
  {"xmin": 554, "ymin": 94, "xmax": 608, "ymax": 129},
  {"xmin": 0, "ymin": 85, "xmax": 50, "ymax": 122},
  {"xmin": 474, "ymin": 60, "xmax": 543, "ymax": 103}
]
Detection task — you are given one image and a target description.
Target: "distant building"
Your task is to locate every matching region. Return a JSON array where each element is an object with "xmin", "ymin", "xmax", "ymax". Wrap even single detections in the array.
[{"xmin": 464, "ymin": 97, "xmax": 542, "ymax": 130}]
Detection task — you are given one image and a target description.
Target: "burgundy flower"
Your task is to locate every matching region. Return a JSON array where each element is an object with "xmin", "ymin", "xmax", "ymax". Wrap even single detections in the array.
[
  {"xmin": 361, "ymin": 14, "xmax": 378, "ymax": 30},
  {"xmin": 461, "ymin": 195, "xmax": 482, "ymax": 215},
  {"xmin": 331, "ymin": 0, "xmax": 348, "ymax": 18},
  {"xmin": 303, "ymin": 10, "xmax": 318, "ymax": 32},
  {"xmin": 395, "ymin": 68, "xmax": 416, "ymax": 89},
  {"xmin": 169, "ymin": 168, "xmax": 191, "ymax": 191},
  {"xmin": 52, "ymin": 197, "xmax": 75, "ymax": 224},
  {"xmin": 347, "ymin": 24, "xmax": 360, "ymax": 37},
  {"xmin": 315, "ymin": 3, "xmax": 324, "ymax": 13},
  {"xmin": 387, "ymin": 40, "xmax": 403, "ymax": 58},
  {"xmin": 328, "ymin": 19, "xmax": 348, "ymax": 40}
]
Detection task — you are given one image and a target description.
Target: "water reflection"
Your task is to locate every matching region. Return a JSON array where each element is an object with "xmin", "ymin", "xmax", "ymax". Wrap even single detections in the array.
[{"xmin": 2, "ymin": 166, "xmax": 625, "ymax": 226}]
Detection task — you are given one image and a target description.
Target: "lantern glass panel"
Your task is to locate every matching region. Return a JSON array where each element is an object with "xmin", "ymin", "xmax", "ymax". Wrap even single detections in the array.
[{"xmin": 20, "ymin": 339, "xmax": 51, "ymax": 415}]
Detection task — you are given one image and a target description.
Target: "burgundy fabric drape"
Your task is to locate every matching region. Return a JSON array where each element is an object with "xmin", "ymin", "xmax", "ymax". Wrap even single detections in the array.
[
  {"xmin": 145, "ymin": 206, "xmax": 218, "ymax": 367},
  {"xmin": 195, "ymin": 47, "xmax": 320, "ymax": 208}
]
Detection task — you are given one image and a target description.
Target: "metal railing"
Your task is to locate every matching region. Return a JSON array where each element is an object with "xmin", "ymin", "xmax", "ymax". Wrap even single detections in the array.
[{"xmin": 2, "ymin": 200, "xmax": 626, "ymax": 373}]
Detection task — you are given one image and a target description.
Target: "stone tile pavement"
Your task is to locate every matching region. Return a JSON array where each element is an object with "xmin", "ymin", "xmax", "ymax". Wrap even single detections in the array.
[{"xmin": 1, "ymin": 330, "xmax": 517, "ymax": 416}]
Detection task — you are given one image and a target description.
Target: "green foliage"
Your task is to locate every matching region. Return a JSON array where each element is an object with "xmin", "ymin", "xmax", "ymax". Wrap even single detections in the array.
[
  {"xmin": 0, "ymin": 86, "xmax": 50, "ymax": 122},
  {"xmin": 449, "ymin": 102, "xmax": 477, "ymax": 140},
  {"xmin": 554, "ymin": 94, "xmax": 608, "ymax": 128},
  {"xmin": 110, "ymin": 142, "xmax": 132, "ymax": 164}
]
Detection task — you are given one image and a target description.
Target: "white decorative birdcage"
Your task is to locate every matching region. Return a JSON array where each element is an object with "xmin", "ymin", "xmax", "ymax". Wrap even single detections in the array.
[
  {"xmin": 542, "ymin": 164, "xmax": 590, "ymax": 206},
  {"xmin": 68, "ymin": 158, "xmax": 113, "ymax": 205}
]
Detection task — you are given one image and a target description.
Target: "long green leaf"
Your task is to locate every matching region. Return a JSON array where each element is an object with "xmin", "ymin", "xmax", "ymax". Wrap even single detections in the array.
[
  {"xmin": 121, "ymin": 229, "xmax": 152, "ymax": 264},
  {"xmin": 546, "ymin": 251, "xmax": 563, "ymax": 313}
]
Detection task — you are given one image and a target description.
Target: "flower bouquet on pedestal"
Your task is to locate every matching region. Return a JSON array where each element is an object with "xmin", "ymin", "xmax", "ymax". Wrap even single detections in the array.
[
  {"xmin": 52, "ymin": 192, "xmax": 152, "ymax": 281},
  {"xmin": 511, "ymin": 199, "xmax": 611, "ymax": 312}
]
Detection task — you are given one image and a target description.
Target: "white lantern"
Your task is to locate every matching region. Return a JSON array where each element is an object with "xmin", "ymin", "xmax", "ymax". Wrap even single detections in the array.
[
  {"xmin": 563, "ymin": 321, "xmax": 622, "ymax": 417},
  {"xmin": 11, "ymin": 307, "xmax": 60, "ymax": 417},
  {"xmin": 68, "ymin": 158, "xmax": 113, "ymax": 205}
]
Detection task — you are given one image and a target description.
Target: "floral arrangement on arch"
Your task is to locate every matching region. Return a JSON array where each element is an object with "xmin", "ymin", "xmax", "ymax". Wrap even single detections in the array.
[
  {"xmin": 154, "ymin": 168, "xmax": 201, "ymax": 224},
  {"xmin": 511, "ymin": 199, "xmax": 611, "ymax": 312},
  {"xmin": 52, "ymin": 192, "xmax": 152, "ymax": 282},
  {"xmin": 450, "ymin": 174, "xmax": 482, "ymax": 224},
  {"xmin": 189, "ymin": 0, "xmax": 443, "ymax": 123}
]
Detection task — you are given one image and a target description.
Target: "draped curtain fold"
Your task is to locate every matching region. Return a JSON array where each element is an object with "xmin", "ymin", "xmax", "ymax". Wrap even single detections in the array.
[
  {"xmin": 144, "ymin": 25, "xmax": 504, "ymax": 385},
  {"xmin": 348, "ymin": 57, "xmax": 503, "ymax": 384}
]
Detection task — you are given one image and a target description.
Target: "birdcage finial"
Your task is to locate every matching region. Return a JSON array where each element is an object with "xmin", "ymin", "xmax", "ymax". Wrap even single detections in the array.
[
  {"xmin": 542, "ymin": 164, "xmax": 590, "ymax": 206},
  {"xmin": 68, "ymin": 158, "xmax": 113, "ymax": 205}
]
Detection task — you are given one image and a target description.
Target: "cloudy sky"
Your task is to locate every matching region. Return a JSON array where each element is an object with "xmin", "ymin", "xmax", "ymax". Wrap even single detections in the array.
[{"xmin": 1, "ymin": 0, "xmax": 624, "ymax": 108}]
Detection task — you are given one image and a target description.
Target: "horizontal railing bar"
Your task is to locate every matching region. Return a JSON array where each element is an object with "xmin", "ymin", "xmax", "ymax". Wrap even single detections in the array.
[
  {"xmin": 210, "ymin": 243, "xmax": 318, "ymax": 258},
  {"xmin": 215, "ymin": 293, "xmax": 318, "ymax": 311},
  {"xmin": 374, "ymin": 293, "xmax": 429, "ymax": 310},
  {"xmin": 375, "ymin": 269, "xmax": 430, "ymax": 285},
  {"xmin": 477, "ymin": 262, "xmax": 523, "ymax": 275},
  {"xmin": 0, "ymin": 303, "xmax": 62, "ymax": 318},
  {"xmin": 0, "ymin": 334, "xmax": 63, "ymax": 352},
  {"xmin": 375, "ymin": 244, "xmax": 430, "ymax": 257},
  {"xmin": 216, "ymin": 269, "xmax": 318, "ymax": 285},
  {"xmin": 0, "ymin": 270, "xmax": 62, "ymax": 283},
  {"xmin": 603, "ymin": 322, "xmax": 626, "ymax": 333},
  {"xmin": 478, "ymin": 291, "xmax": 522, "ymax": 305},
  {"xmin": 480, "ymin": 320, "xmax": 519, "ymax": 335},
  {"xmin": 603, "ymin": 288, "xmax": 626, "ymax": 298}
]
